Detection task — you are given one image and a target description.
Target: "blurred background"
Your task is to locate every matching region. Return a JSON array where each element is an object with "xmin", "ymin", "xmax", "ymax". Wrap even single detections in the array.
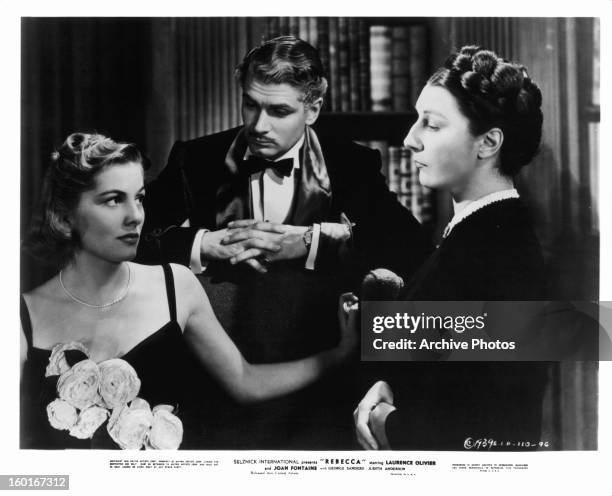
[{"xmin": 20, "ymin": 17, "xmax": 600, "ymax": 450}]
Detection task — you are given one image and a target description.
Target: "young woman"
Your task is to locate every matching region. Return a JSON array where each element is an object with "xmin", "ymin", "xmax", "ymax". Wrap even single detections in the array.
[
  {"xmin": 20, "ymin": 133, "xmax": 357, "ymax": 449},
  {"xmin": 354, "ymin": 46, "xmax": 549, "ymax": 451}
]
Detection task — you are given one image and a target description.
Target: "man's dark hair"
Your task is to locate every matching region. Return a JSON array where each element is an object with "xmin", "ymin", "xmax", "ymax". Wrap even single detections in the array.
[
  {"xmin": 235, "ymin": 35, "xmax": 328, "ymax": 105},
  {"xmin": 428, "ymin": 45, "xmax": 543, "ymax": 176}
]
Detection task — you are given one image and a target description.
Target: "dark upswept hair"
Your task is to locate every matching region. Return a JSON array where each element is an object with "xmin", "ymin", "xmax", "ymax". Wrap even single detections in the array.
[
  {"xmin": 23, "ymin": 132, "xmax": 147, "ymax": 268},
  {"xmin": 428, "ymin": 45, "xmax": 543, "ymax": 176},
  {"xmin": 235, "ymin": 35, "xmax": 328, "ymax": 105}
]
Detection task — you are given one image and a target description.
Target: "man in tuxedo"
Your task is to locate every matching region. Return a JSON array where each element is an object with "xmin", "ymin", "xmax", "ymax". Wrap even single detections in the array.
[{"xmin": 139, "ymin": 36, "xmax": 431, "ymax": 449}]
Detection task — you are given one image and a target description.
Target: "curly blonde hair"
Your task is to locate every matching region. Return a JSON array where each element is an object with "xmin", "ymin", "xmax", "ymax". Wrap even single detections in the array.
[{"xmin": 24, "ymin": 132, "xmax": 146, "ymax": 267}]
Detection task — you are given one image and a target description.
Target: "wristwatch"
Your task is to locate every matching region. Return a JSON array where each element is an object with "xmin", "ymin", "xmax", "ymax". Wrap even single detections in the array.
[{"xmin": 303, "ymin": 224, "xmax": 314, "ymax": 251}]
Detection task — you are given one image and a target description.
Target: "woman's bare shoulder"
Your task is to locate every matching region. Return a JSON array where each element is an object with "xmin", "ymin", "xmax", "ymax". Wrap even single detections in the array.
[
  {"xmin": 167, "ymin": 264, "xmax": 209, "ymax": 320},
  {"xmin": 130, "ymin": 261, "xmax": 163, "ymax": 278},
  {"xmin": 130, "ymin": 262, "xmax": 192, "ymax": 286},
  {"xmin": 168, "ymin": 263, "xmax": 203, "ymax": 297},
  {"xmin": 23, "ymin": 274, "xmax": 62, "ymax": 308},
  {"xmin": 168, "ymin": 262, "xmax": 196, "ymax": 281},
  {"xmin": 130, "ymin": 262, "xmax": 201, "ymax": 300}
]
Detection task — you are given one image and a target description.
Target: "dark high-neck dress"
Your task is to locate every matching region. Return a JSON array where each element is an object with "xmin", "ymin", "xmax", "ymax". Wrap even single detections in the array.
[
  {"xmin": 382, "ymin": 198, "xmax": 551, "ymax": 450},
  {"xmin": 20, "ymin": 264, "xmax": 193, "ymax": 449}
]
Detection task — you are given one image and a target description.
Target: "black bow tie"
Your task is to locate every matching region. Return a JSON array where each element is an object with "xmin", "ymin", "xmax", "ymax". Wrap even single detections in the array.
[{"xmin": 243, "ymin": 156, "xmax": 294, "ymax": 178}]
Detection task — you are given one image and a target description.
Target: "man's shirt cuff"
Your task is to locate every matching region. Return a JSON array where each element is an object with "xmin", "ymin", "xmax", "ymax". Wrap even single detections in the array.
[
  {"xmin": 190, "ymin": 229, "xmax": 209, "ymax": 274},
  {"xmin": 305, "ymin": 223, "xmax": 321, "ymax": 270}
]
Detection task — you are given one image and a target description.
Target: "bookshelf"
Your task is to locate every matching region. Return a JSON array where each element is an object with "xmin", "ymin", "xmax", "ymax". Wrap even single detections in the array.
[
  {"xmin": 266, "ymin": 17, "xmax": 429, "ymax": 114},
  {"xmin": 583, "ymin": 105, "xmax": 600, "ymax": 122},
  {"xmin": 314, "ymin": 111, "xmax": 415, "ymax": 145},
  {"xmin": 266, "ymin": 17, "xmax": 435, "ymax": 226}
]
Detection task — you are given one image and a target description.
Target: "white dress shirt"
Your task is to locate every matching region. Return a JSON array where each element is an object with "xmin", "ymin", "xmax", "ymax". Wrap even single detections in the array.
[
  {"xmin": 188, "ymin": 134, "xmax": 320, "ymax": 273},
  {"xmin": 245, "ymin": 135, "xmax": 304, "ymax": 223}
]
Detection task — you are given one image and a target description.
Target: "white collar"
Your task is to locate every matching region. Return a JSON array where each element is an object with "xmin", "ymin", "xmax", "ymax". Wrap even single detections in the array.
[
  {"xmin": 243, "ymin": 133, "xmax": 304, "ymax": 169},
  {"xmin": 443, "ymin": 188, "xmax": 520, "ymax": 238}
]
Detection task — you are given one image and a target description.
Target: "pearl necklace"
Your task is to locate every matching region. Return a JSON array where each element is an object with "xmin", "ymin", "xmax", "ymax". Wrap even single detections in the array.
[{"xmin": 59, "ymin": 263, "xmax": 131, "ymax": 309}]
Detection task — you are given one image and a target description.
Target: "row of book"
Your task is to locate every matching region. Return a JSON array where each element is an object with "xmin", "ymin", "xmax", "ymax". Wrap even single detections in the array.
[
  {"xmin": 359, "ymin": 140, "xmax": 434, "ymax": 224},
  {"xmin": 588, "ymin": 122, "xmax": 599, "ymax": 232},
  {"xmin": 593, "ymin": 18, "xmax": 599, "ymax": 106},
  {"xmin": 265, "ymin": 18, "xmax": 429, "ymax": 113}
]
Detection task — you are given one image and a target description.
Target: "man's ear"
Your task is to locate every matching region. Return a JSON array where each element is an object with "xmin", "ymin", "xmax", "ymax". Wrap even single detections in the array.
[
  {"xmin": 477, "ymin": 127, "xmax": 504, "ymax": 160},
  {"xmin": 305, "ymin": 98, "xmax": 323, "ymax": 126}
]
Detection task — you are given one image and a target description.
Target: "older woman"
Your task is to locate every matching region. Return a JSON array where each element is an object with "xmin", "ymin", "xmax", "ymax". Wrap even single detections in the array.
[
  {"xmin": 20, "ymin": 132, "xmax": 357, "ymax": 449},
  {"xmin": 355, "ymin": 46, "xmax": 549, "ymax": 451}
]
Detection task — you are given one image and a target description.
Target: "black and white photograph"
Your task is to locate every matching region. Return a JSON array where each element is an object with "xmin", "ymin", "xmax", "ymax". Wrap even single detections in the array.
[{"xmin": 3, "ymin": 2, "xmax": 611, "ymax": 494}]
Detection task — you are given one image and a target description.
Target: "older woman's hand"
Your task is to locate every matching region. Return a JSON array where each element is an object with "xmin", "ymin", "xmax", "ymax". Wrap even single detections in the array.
[
  {"xmin": 368, "ymin": 401, "xmax": 396, "ymax": 450},
  {"xmin": 337, "ymin": 293, "xmax": 359, "ymax": 359},
  {"xmin": 353, "ymin": 380, "xmax": 395, "ymax": 450}
]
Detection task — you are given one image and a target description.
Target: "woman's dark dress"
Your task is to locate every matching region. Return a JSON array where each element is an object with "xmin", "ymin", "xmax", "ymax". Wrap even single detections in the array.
[
  {"xmin": 20, "ymin": 264, "xmax": 193, "ymax": 449},
  {"xmin": 382, "ymin": 198, "xmax": 551, "ymax": 450}
]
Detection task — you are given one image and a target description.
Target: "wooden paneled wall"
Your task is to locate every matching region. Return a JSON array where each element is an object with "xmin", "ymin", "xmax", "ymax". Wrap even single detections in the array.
[{"xmin": 146, "ymin": 18, "xmax": 267, "ymax": 176}]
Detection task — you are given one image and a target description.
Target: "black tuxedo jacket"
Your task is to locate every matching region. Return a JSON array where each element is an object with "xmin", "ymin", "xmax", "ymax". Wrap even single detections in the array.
[{"xmin": 139, "ymin": 126, "xmax": 431, "ymax": 282}]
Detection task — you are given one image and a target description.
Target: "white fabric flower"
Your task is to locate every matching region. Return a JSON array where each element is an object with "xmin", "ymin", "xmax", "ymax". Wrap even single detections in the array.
[
  {"xmin": 69, "ymin": 406, "xmax": 109, "ymax": 439},
  {"xmin": 98, "ymin": 359, "xmax": 141, "ymax": 410},
  {"xmin": 45, "ymin": 342, "xmax": 89, "ymax": 377},
  {"xmin": 56, "ymin": 359, "xmax": 101, "ymax": 410},
  {"xmin": 47, "ymin": 399, "xmax": 78, "ymax": 431},
  {"xmin": 147, "ymin": 407, "xmax": 183, "ymax": 450},
  {"xmin": 130, "ymin": 397, "xmax": 151, "ymax": 412},
  {"xmin": 108, "ymin": 401, "xmax": 153, "ymax": 450}
]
